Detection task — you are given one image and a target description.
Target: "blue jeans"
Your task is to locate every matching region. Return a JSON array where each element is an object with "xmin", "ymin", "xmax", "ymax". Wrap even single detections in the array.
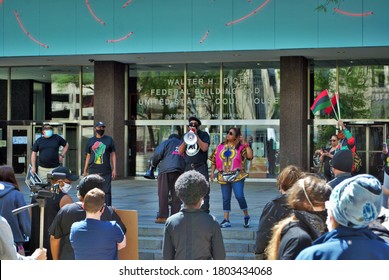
[{"xmin": 220, "ymin": 179, "xmax": 248, "ymax": 212}]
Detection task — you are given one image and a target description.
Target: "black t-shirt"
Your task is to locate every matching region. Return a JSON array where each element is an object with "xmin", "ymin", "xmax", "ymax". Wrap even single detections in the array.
[
  {"xmin": 85, "ymin": 135, "xmax": 116, "ymax": 175},
  {"xmin": 48, "ymin": 202, "xmax": 126, "ymax": 260},
  {"xmin": 183, "ymin": 130, "xmax": 210, "ymax": 166},
  {"xmin": 32, "ymin": 135, "xmax": 67, "ymax": 168}
]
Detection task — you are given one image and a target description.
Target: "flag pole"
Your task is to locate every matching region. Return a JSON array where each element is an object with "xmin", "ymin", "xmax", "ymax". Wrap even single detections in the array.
[
  {"xmin": 329, "ymin": 90, "xmax": 339, "ymax": 120},
  {"xmin": 335, "ymin": 91, "xmax": 341, "ymax": 120}
]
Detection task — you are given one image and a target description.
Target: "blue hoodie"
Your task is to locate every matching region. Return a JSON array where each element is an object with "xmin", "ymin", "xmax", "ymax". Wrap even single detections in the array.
[
  {"xmin": 0, "ymin": 181, "xmax": 31, "ymax": 245},
  {"xmin": 296, "ymin": 225, "xmax": 389, "ymax": 260}
]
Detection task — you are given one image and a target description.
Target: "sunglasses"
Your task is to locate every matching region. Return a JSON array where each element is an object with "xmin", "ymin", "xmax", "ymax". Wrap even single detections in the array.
[
  {"xmin": 189, "ymin": 122, "xmax": 198, "ymax": 128},
  {"xmin": 330, "ymin": 139, "xmax": 337, "ymax": 142},
  {"xmin": 228, "ymin": 131, "xmax": 235, "ymax": 136}
]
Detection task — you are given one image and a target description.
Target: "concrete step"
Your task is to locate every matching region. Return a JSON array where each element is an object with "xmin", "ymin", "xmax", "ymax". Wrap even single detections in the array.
[
  {"xmin": 138, "ymin": 222, "xmax": 257, "ymax": 260},
  {"xmin": 139, "ymin": 224, "xmax": 257, "ymax": 240},
  {"xmin": 138, "ymin": 249, "xmax": 255, "ymax": 260}
]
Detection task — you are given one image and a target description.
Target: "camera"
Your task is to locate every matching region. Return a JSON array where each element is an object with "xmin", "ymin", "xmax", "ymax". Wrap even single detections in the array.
[{"xmin": 25, "ymin": 165, "xmax": 67, "ymax": 200}]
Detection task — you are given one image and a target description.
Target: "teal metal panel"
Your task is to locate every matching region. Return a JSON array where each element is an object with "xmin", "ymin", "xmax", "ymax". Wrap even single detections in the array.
[
  {"xmin": 1, "ymin": 0, "xmax": 389, "ymax": 57},
  {"xmin": 151, "ymin": 0, "xmax": 192, "ymax": 52},
  {"xmin": 275, "ymin": 0, "xmax": 318, "ymax": 49},
  {"xmin": 111, "ymin": 0, "xmax": 153, "ymax": 53},
  {"xmin": 192, "ymin": 0, "xmax": 233, "ymax": 51},
  {"xmin": 231, "ymin": 0, "xmax": 276, "ymax": 50},
  {"xmin": 75, "ymin": 0, "xmax": 115, "ymax": 54},
  {"xmin": 3, "ymin": 0, "xmax": 42, "ymax": 56},
  {"xmin": 363, "ymin": 1, "xmax": 389, "ymax": 46},
  {"xmin": 0, "ymin": 2, "xmax": 4, "ymax": 56},
  {"xmin": 318, "ymin": 0, "xmax": 363, "ymax": 47},
  {"xmin": 39, "ymin": 0, "xmax": 77, "ymax": 55}
]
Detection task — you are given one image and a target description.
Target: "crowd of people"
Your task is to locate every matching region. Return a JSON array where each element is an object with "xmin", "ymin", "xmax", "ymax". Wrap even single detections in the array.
[{"xmin": 1, "ymin": 117, "xmax": 389, "ymax": 260}]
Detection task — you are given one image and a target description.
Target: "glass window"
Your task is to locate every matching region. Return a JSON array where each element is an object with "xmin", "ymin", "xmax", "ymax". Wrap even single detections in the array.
[
  {"xmin": 135, "ymin": 125, "xmax": 183, "ymax": 176},
  {"xmin": 312, "ymin": 63, "xmax": 389, "ymax": 120},
  {"xmin": 208, "ymin": 124, "xmax": 279, "ymax": 178},
  {"xmin": 222, "ymin": 62, "xmax": 280, "ymax": 120},
  {"xmin": 81, "ymin": 66, "xmax": 95, "ymax": 120},
  {"xmin": 131, "ymin": 64, "xmax": 185, "ymax": 120},
  {"xmin": 186, "ymin": 63, "xmax": 221, "ymax": 119},
  {"xmin": 0, "ymin": 68, "xmax": 9, "ymax": 121},
  {"xmin": 51, "ymin": 66, "xmax": 82, "ymax": 120}
]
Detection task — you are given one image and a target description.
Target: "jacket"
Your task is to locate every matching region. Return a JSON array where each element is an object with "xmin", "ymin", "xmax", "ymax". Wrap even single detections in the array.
[
  {"xmin": 0, "ymin": 181, "xmax": 31, "ymax": 245},
  {"xmin": 296, "ymin": 225, "xmax": 389, "ymax": 260},
  {"xmin": 277, "ymin": 210, "xmax": 327, "ymax": 260},
  {"xmin": 254, "ymin": 194, "xmax": 291, "ymax": 257},
  {"xmin": 162, "ymin": 208, "xmax": 226, "ymax": 260},
  {"xmin": 151, "ymin": 135, "xmax": 185, "ymax": 175}
]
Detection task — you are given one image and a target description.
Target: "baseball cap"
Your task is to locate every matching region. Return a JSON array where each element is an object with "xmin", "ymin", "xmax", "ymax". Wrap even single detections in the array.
[
  {"xmin": 188, "ymin": 116, "xmax": 201, "ymax": 126},
  {"xmin": 77, "ymin": 174, "xmax": 105, "ymax": 197},
  {"xmin": 42, "ymin": 124, "xmax": 53, "ymax": 130},
  {"xmin": 331, "ymin": 150, "xmax": 353, "ymax": 172},
  {"xmin": 51, "ymin": 166, "xmax": 79, "ymax": 181},
  {"xmin": 328, "ymin": 174, "xmax": 382, "ymax": 228},
  {"xmin": 95, "ymin": 122, "xmax": 106, "ymax": 127}
]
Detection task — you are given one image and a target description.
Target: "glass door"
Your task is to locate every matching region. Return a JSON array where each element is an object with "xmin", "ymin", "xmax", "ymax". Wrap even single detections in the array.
[{"xmin": 7, "ymin": 126, "xmax": 32, "ymax": 174}]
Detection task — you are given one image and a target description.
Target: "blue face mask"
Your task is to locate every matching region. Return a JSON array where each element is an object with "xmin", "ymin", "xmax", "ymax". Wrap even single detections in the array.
[{"xmin": 44, "ymin": 130, "xmax": 53, "ymax": 138}]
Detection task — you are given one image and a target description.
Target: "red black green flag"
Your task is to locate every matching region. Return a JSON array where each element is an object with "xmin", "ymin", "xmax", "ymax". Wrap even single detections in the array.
[
  {"xmin": 325, "ymin": 93, "xmax": 341, "ymax": 120},
  {"xmin": 310, "ymin": 90, "xmax": 331, "ymax": 114}
]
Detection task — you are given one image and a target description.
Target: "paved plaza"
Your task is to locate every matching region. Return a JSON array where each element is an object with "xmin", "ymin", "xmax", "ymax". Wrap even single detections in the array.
[{"xmin": 18, "ymin": 176, "xmax": 278, "ymax": 229}]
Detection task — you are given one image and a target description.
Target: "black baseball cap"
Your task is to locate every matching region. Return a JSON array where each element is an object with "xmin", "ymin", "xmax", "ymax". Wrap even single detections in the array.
[
  {"xmin": 51, "ymin": 166, "xmax": 79, "ymax": 181},
  {"xmin": 188, "ymin": 116, "xmax": 201, "ymax": 126},
  {"xmin": 95, "ymin": 121, "xmax": 106, "ymax": 127}
]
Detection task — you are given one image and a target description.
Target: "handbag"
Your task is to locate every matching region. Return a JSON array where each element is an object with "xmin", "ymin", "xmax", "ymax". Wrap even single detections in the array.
[{"xmin": 222, "ymin": 169, "xmax": 241, "ymax": 182}]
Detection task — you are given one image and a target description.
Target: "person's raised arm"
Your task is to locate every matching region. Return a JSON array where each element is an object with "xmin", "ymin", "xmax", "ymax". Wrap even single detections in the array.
[{"xmin": 178, "ymin": 141, "xmax": 185, "ymax": 155}]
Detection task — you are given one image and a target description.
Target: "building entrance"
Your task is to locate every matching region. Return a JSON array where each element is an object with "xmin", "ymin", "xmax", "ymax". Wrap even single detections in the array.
[
  {"xmin": 7, "ymin": 126, "xmax": 32, "ymax": 174},
  {"xmin": 342, "ymin": 123, "xmax": 387, "ymax": 178}
]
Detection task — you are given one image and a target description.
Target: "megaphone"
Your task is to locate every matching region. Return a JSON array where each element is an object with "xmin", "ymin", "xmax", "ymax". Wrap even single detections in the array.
[
  {"xmin": 144, "ymin": 163, "xmax": 155, "ymax": 180},
  {"xmin": 184, "ymin": 131, "xmax": 197, "ymax": 145}
]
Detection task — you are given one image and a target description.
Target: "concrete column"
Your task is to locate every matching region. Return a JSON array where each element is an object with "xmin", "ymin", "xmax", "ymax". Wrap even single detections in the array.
[
  {"xmin": 94, "ymin": 61, "xmax": 125, "ymax": 177},
  {"xmin": 279, "ymin": 56, "xmax": 309, "ymax": 171}
]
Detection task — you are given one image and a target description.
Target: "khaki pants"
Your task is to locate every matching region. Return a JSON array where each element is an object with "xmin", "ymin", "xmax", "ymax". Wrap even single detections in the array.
[{"xmin": 38, "ymin": 166, "xmax": 58, "ymax": 183}]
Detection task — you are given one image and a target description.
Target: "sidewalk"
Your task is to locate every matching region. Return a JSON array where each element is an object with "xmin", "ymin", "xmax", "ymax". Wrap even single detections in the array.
[{"xmin": 18, "ymin": 176, "xmax": 278, "ymax": 229}]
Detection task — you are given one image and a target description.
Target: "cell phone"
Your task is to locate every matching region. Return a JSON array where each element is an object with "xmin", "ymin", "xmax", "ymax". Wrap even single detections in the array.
[{"xmin": 321, "ymin": 146, "xmax": 326, "ymax": 152}]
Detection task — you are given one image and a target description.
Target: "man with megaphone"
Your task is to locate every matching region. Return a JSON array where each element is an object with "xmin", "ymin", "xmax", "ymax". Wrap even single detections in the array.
[{"xmin": 178, "ymin": 116, "xmax": 211, "ymax": 213}]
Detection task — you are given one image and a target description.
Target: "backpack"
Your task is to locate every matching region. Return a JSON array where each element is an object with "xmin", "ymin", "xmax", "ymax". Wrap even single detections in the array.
[{"xmin": 352, "ymin": 151, "xmax": 362, "ymax": 172}]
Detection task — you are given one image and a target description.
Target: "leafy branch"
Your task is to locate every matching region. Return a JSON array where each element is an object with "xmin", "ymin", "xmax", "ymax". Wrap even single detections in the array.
[{"xmin": 316, "ymin": 0, "xmax": 345, "ymax": 12}]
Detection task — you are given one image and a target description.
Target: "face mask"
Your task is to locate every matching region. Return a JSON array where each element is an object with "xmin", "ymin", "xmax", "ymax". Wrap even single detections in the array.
[
  {"xmin": 44, "ymin": 130, "xmax": 53, "ymax": 138},
  {"xmin": 60, "ymin": 183, "xmax": 72, "ymax": 194},
  {"xmin": 96, "ymin": 130, "xmax": 105, "ymax": 136}
]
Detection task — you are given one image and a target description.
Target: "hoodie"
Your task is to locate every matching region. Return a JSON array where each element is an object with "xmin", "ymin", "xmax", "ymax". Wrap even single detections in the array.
[{"xmin": 0, "ymin": 181, "xmax": 31, "ymax": 245}]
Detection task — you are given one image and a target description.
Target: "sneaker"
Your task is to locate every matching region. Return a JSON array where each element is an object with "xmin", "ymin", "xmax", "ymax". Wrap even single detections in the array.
[
  {"xmin": 243, "ymin": 216, "xmax": 250, "ymax": 228},
  {"xmin": 220, "ymin": 219, "xmax": 231, "ymax": 228},
  {"xmin": 155, "ymin": 217, "xmax": 167, "ymax": 224}
]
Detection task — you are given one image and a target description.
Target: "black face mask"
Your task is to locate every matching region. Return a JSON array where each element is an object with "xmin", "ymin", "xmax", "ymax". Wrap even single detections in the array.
[{"xmin": 96, "ymin": 130, "xmax": 105, "ymax": 136}]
